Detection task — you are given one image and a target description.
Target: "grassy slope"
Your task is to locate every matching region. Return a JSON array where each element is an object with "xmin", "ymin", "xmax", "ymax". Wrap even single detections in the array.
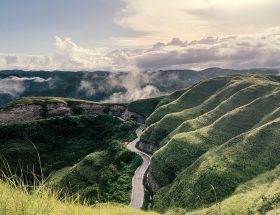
[
  {"xmin": 0, "ymin": 114, "xmax": 139, "ymax": 204},
  {"xmin": 152, "ymin": 87, "xmax": 280, "ymax": 186},
  {"xmin": 142, "ymin": 76, "xmax": 276, "ymax": 145},
  {"xmin": 141, "ymin": 75, "xmax": 280, "ymax": 213},
  {"xmin": 185, "ymin": 163, "xmax": 280, "ymax": 215},
  {"xmin": 48, "ymin": 142, "xmax": 142, "ymax": 204},
  {"xmin": 127, "ymin": 96, "xmax": 164, "ymax": 118},
  {"xmin": 0, "ymin": 181, "xmax": 158, "ymax": 215},
  {"xmin": 145, "ymin": 77, "xmax": 233, "ymax": 125},
  {"xmin": 155, "ymin": 117, "xmax": 280, "ymax": 212}
]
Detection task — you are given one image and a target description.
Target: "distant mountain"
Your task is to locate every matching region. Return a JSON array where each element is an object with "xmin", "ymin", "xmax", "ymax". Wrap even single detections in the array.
[{"xmin": 0, "ymin": 68, "xmax": 278, "ymax": 107}]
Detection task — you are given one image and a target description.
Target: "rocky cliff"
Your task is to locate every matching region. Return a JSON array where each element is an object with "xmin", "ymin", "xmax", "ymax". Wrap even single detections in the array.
[{"xmin": 0, "ymin": 102, "xmax": 143, "ymax": 124}]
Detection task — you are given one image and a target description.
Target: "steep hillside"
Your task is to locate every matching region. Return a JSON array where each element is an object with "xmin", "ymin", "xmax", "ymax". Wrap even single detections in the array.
[
  {"xmin": 0, "ymin": 114, "xmax": 140, "ymax": 204},
  {"xmin": 140, "ymin": 75, "xmax": 280, "ymax": 213},
  {"xmin": 127, "ymin": 96, "xmax": 164, "ymax": 119},
  {"xmin": 48, "ymin": 141, "xmax": 142, "ymax": 204},
  {"xmin": 186, "ymin": 163, "xmax": 280, "ymax": 215}
]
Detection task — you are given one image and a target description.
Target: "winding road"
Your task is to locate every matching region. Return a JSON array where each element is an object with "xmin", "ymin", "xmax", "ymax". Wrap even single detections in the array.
[{"xmin": 127, "ymin": 126, "xmax": 151, "ymax": 209}]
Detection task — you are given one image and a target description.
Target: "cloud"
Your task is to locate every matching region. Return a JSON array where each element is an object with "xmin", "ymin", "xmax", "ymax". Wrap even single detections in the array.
[
  {"xmin": 105, "ymin": 70, "xmax": 160, "ymax": 102},
  {"xmin": 107, "ymin": 84, "xmax": 160, "ymax": 102},
  {"xmin": 1, "ymin": 28, "xmax": 280, "ymax": 71},
  {"xmin": 0, "ymin": 37, "xmax": 115, "ymax": 71},
  {"xmin": 5, "ymin": 56, "xmax": 18, "ymax": 65},
  {"xmin": 114, "ymin": 0, "xmax": 280, "ymax": 46},
  {"xmin": 0, "ymin": 76, "xmax": 52, "ymax": 97},
  {"xmin": 134, "ymin": 29, "xmax": 280, "ymax": 70},
  {"xmin": 77, "ymin": 69, "xmax": 160, "ymax": 102},
  {"xmin": 78, "ymin": 80, "xmax": 96, "ymax": 96},
  {"xmin": 167, "ymin": 38, "xmax": 186, "ymax": 47}
]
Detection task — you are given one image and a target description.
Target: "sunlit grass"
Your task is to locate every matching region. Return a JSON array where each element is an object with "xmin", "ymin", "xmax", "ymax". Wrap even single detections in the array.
[{"xmin": 0, "ymin": 172, "xmax": 158, "ymax": 215}]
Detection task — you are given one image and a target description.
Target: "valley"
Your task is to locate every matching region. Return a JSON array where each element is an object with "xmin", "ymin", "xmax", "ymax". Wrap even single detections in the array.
[
  {"xmin": 1, "ymin": 74, "xmax": 280, "ymax": 214},
  {"xmin": 2, "ymin": 1, "xmax": 279, "ymax": 214},
  {"xmin": 127, "ymin": 126, "xmax": 151, "ymax": 209}
]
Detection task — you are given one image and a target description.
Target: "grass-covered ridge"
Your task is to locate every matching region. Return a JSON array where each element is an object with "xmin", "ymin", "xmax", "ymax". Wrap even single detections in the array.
[{"xmin": 141, "ymin": 75, "xmax": 280, "ymax": 213}]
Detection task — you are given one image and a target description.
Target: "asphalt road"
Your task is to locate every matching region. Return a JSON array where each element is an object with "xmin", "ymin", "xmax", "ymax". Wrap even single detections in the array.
[{"xmin": 127, "ymin": 126, "xmax": 151, "ymax": 209}]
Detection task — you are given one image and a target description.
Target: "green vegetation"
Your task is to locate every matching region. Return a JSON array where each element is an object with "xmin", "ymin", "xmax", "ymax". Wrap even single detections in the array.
[
  {"xmin": 0, "ymin": 180, "xmax": 159, "ymax": 215},
  {"xmin": 141, "ymin": 75, "xmax": 280, "ymax": 213},
  {"xmin": 48, "ymin": 141, "xmax": 142, "ymax": 204},
  {"xmin": 185, "ymin": 163, "xmax": 280, "ymax": 215},
  {"xmin": 3, "ymin": 73, "xmax": 280, "ymax": 214},
  {"xmin": 128, "ymin": 96, "xmax": 164, "ymax": 118},
  {"xmin": 0, "ymin": 114, "xmax": 139, "ymax": 204}
]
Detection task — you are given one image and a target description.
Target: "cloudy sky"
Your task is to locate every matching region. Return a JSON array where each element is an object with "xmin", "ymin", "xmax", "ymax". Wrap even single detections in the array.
[{"xmin": 1, "ymin": 0, "xmax": 280, "ymax": 71}]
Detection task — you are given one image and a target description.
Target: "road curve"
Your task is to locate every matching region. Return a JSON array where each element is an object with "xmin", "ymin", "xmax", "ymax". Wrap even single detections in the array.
[{"xmin": 127, "ymin": 126, "xmax": 151, "ymax": 209}]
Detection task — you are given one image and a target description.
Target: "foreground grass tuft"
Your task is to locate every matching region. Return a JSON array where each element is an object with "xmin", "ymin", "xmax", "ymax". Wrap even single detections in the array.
[{"xmin": 0, "ymin": 179, "xmax": 159, "ymax": 215}]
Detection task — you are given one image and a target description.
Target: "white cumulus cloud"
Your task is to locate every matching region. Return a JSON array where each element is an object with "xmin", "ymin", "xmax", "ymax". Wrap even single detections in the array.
[
  {"xmin": 0, "ymin": 76, "xmax": 51, "ymax": 97},
  {"xmin": 1, "ymin": 28, "xmax": 280, "ymax": 71}
]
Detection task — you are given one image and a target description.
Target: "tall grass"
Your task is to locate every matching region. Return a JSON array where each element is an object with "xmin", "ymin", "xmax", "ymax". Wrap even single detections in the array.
[
  {"xmin": 0, "ymin": 138, "xmax": 158, "ymax": 215},
  {"xmin": 0, "ymin": 164, "xmax": 158, "ymax": 215}
]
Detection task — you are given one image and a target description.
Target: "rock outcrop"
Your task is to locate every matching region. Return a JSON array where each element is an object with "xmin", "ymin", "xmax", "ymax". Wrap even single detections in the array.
[
  {"xmin": 46, "ymin": 103, "xmax": 72, "ymax": 117},
  {"xmin": 0, "ymin": 102, "xmax": 144, "ymax": 124},
  {"xmin": 0, "ymin": 105, "xmax": 43, "ymax": 123},
  {"xmin": 136, "ymin": 141, "xmax": 157, "ymax": 154}
]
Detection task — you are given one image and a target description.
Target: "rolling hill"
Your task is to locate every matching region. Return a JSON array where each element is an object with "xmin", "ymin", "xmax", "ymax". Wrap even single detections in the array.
[{"xmin": 140, "ymin": 74, "xmax": 280, "ymax": 214}]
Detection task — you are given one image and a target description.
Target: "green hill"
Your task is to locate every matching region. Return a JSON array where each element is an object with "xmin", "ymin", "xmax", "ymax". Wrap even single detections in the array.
[
  {"xmin": 140, "ymin": 75, "xmax": 280, "ymax": 213},
  {"xmin": 2, "ymin": 74, "xmax": 280, "ymax": 214},
  {"xmin": 0, "ymin": 114, "xmax": 139, "ymax": 204}
]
